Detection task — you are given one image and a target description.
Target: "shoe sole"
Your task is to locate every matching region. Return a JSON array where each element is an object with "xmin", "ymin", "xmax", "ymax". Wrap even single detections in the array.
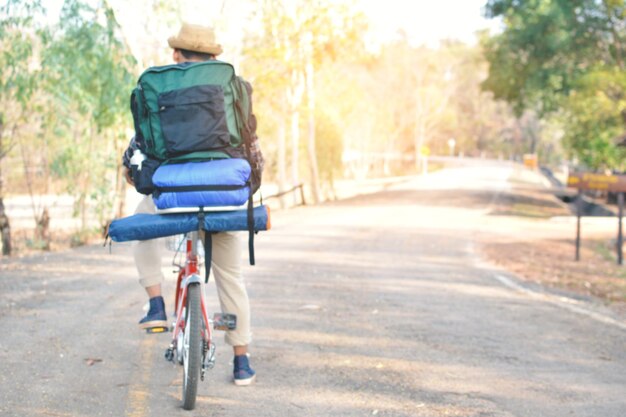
[
  {"xmin": 234, "ymin": 374, "xmax": 256, "ymax": 386},
  {"xmin": 139, "ymin": 320, "xmax": 168, "ymax": 330}
]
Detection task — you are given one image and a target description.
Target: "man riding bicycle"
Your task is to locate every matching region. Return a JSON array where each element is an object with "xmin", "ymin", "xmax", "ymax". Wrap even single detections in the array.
[{"xmin": 122, "ymin": 23, "xmax": 258, "ymax": 386}]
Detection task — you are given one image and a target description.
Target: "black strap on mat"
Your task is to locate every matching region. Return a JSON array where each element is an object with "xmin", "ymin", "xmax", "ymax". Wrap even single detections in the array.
[
  {"xmin": 247, "ymin": 182, "xmax": 255, "ymax": 265},
  {"xmin": 197, "ymin": 209, "xmax": 211, "ymax": 283},
  {"xmin": 204, "ymin": 232, "xmax": 212, "ymax": 284},
  {"xmin": 155, "ymin": 184, "xmax": 247, "ymax": 195}
]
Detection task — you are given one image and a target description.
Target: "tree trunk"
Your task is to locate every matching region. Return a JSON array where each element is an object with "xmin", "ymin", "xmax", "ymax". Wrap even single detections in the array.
[
  {"xmin": 0, "ymin": 114, "xmax": 10, "ymax": 256},
  {"xmin": 277, "ymin": 119, "xmax": 287, "ymax": 209},
  {"xmin": 291, "ymin": 109, "xmax": 300, "ymax": 206},
  {"xmin": 288, "ymin": 68, "xmax": 304, "ymax": 206},
  {"xmin": 79, "ymin": 126, "xmax": 94, "ymax": 233},
  {"xmin": 17, "ymin": 132, "xmax": 42, "ymax": 236},
  {"xmin": 414, "ymin": 121, "xmax": 426, "ymax": 172},
  {"xmin": 117, "ymin": 164, "xmax": 127, "ymax": 219},
  {"xmin": 36, "ymin": 207, "xmax": 50, "ymax": 251},
  {"xmin": 383, "ymin": 133, "xmax": 397, "ymax": 176},
  {"xmin": 305, "ymin": 56, "xmax": 321, "ymax": 204},
  {"xmin": 79, "ymin": 193, "xmax": 88, "ymax": 232},
  {"xmin": 0, "ymin": 198, "xmax": 11, "ymax": 256}
]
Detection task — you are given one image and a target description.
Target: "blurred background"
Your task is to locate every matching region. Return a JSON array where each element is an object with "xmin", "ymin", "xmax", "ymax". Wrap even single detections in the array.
[{"xmin": 1, "ymin": 0, "xmax": 625, "ymax": 253}]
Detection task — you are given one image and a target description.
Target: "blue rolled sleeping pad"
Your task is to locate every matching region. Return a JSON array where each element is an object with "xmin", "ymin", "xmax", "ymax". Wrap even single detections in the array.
[{"xmin": 107, "ymin": 205, "xmax": 270, "ymax": 242}]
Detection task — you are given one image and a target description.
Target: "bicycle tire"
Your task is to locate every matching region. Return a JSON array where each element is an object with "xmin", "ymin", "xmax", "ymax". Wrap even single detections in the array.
[{"xmin": 182, "ymin": 283, "xmax": 202, "ymax": 410}]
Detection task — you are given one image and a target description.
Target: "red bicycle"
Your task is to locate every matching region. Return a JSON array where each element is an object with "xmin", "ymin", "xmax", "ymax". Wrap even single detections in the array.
[
  {"xmin": 164, "ymin": 230, "xmax": 236, "ymax": 410},
  {"xmin": 107, "ymin": 204, "xmax": 270, "ymax": 410}
]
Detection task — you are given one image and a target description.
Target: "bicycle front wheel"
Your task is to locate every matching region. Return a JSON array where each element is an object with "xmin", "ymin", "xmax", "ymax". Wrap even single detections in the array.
[{"xmin": 182, "ymin": 282, "xmax": 203, "ymax": 410}]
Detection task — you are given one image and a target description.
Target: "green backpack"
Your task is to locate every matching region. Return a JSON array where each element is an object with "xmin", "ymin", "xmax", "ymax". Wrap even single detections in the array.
[{"xmin": 130, "ymin": 60, "xmax": 261, "ymax": 190}]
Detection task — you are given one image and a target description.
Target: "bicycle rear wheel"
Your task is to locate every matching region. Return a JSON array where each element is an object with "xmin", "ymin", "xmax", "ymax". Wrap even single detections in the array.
[{"xmin": 182, "ymin": 282, "xmax": 203, "ymax": 410}]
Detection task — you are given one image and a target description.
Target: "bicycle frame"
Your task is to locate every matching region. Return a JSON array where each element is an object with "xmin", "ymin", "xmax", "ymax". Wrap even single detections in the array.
[
  {"xmin": 169, "ymin": 231, "xmax": 214, "ymax": 372},
  {"xmin": 164, "ymin": 228, "xmax": 238, "ymax": 409}
]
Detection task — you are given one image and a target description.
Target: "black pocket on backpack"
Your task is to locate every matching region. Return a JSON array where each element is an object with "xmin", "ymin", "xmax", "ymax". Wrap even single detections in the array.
[
  {"xmin": 158, "ymin": 85, "xmax": 230, "ymax": 158},
  {"xmin": 131, "ymin": 157, "xmax": 160, "ymax": 195}
]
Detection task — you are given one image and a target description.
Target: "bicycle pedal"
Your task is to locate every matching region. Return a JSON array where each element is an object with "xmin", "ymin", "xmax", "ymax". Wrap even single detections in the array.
[
  {"xmin": 213, "ymin": 313, "xmax": 237, "ymax": 331},
  {"xmin": 146, "ymin": 326, "xmax": 168, "ymax": 334}
]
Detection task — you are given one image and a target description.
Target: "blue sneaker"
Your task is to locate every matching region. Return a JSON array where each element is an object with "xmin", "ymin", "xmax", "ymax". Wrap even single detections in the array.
[
  {"xmin": 138, "ymin": 296, "xmax": 167, "ymax": 330},
  {"xmin": 233, "ymin": 355, "xmax": 256, "ymax": 386}
]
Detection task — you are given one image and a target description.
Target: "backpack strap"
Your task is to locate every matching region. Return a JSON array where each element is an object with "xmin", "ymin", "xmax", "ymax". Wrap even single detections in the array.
[
  {"xmin": 129, "ymin": 89, "xmax": 144, "ymax": 148},
  {"xmin": 233, "ymin": 78, "xmax": 262, "ymax": 194}
]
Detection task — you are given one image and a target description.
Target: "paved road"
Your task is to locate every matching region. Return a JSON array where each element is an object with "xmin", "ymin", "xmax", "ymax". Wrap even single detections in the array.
[{"xmin": 1, "ymin": 161, "xmax": 624, "ymax": 417}]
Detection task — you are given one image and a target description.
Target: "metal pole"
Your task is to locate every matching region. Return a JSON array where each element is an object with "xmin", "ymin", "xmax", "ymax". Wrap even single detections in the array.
[
  {"xmin": 576, "ymin": 188, "xmax": 582, "ymax": 261},
  {"xmin": 618, "ymin": 192, "xmax": 624, "ymax": 265}
]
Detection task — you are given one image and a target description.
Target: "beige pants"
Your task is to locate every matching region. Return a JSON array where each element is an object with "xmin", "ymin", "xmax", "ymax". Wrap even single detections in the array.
[{"xmin": 133, "ymin": 196, "xmax": 251, "ymax": 346}]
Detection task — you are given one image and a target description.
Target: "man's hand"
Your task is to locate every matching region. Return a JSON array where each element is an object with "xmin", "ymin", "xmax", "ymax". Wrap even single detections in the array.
[{"xmin": 124, "ymin": 166, "xmax": 134, "ymax": 186}]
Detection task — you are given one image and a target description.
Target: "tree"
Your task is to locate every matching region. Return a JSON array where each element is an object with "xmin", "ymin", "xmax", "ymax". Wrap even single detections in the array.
[
  {"xmin": 314, "ymin": 109, "xmax": 342, "ymax": 199},
  {"xmin": 482, "ymin": 0, "xmax": 626, "ymax": 169},
  {"xmin": 0, "ymin": 0, "xmax": 49, "ymax": 253},
  {"xmin": 243, "ymin": 0, "xmax": 368, "ymax": 203},
  {"xmin": 242, "ymin": 0, "xmax": 302, "ymax": 205},
  {"xmin": 42, "ymin": 0, "xmax": 135, "ymax": 234},
  {"xmin": 560, "ymin": 67, "xmax": 626, "ymax": 169}
]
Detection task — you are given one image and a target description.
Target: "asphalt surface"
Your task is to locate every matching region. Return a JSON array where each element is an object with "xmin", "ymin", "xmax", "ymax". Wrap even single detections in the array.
[{"xmin": 0, "ymin": 161, "xmax": 625, "ymax": 417}]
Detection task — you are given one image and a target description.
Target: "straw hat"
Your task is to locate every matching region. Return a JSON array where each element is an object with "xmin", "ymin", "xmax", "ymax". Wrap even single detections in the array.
[{"xmin": 167, "ymin": 22, "xmax": 223, "ymax": 56}]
